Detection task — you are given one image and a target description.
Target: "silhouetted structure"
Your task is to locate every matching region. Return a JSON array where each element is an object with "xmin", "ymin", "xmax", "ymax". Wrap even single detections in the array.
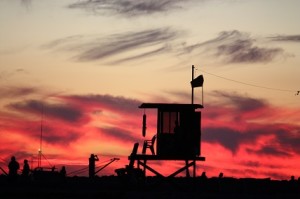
[
  {"xmin": 126, "ymin": 103, "xmax": 205, "ymax": 178},
  {"xmin": 116, "ymin": 66, "xmax": 206, "ymax": 179},
  {"xmin": 173, "ymin": 120, "xmax": 180, "ymax": 134},
  {"xmin": 88, "ymin": 154, "xmax": 99, "ymax": 178},
  {"xmin": 32, "ymin": 166, "xmax": 61, "ymax": 182},
  {"xmin": 115, "ymin": 143, "xmax": 144, "ymax": 184},
  {"xmin": 1, "ymin": 174, "xmax": 300, "ymax": 198},
  {"xmin": 142, "ymin": 135, "xmax": 156, "ymax": 155}
]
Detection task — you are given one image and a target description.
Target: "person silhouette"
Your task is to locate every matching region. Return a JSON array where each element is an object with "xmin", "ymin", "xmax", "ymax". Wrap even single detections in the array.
[
  {"xmin": 60, "ymin": 166, "xmax": 66, "ymax": 178},
  {"xmin": 8, "ymin": 156, "xmax": 20, "ymax": 180},
  {"xmin": 89, "ymin": 154, "xmax": 99, "ymax": 178},
  {"xmin": 219, "ymin": 172, "xmax": 223, "ymax": 179},
  {"xmin": 22, "ymin": 159, "xmax": 30, "ymax": 178},
  {"xmin": 200, "ymin": 171, "xmax": 207, "ymax": 180}
]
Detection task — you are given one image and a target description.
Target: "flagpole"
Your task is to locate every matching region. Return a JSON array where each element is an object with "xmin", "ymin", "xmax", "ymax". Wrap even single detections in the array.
[
  {"xmin": 202, "ymin": 84, "xmax": 204, "ymax": 106},
  {"xmin": 191, "ymin": 65, "xmax": 194, "ymax": 104}
]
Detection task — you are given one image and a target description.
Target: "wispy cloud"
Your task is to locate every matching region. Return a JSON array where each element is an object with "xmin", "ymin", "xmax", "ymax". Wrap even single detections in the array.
[
  {"xmin": 181, "ymin": 30, "xmax": 284, "ymax": 64},
  {"xmin": 68, "ymin": 0, "xmax": 197, "ymax": 17},
  {"xmin": 109, "ymin": 45, "xmax": 170, "ymax": 65},
  {"xmin": 247, "ymin": 146, "xmax": 292, "ymax": 157},
  {"xmin": 269, "ymin": 34, "xmax": 300, "ymax": 42},
  {"xmin": 0, "ymin": 68, "xmax": 28, "ymax": 82},
  {"xmin": 41, "ymin": 126, "xmax": 82, "ymax": 145},
  {"xmin": 0, "ymin": 86, "xmax": 37, "ymax": 99},
  {"xmin": 62, "ymin": 94, "xmax": 141, "ymax": 115},
  {"xmin": 213, "ymin": 91, "xmax": 268, "ymax": 112},
  {"xmin": 43, "ymin": 29, "xmax": 296, "ymax": 65},
  {"xmin": 43, "ymin": 28, "xmax": 179, "ymax": 64},
  {"xmin": 20, "ymin": 0, "xmax": 31, "ymax": 9}
]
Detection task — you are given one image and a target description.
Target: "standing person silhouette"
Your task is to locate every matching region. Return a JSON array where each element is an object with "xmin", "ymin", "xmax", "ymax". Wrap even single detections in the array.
[
  {"xmin": 22, "ymin": 159, "xmax": 30, "ymax": 178},
  {"xmin": 60, "ymin": 166, "xmax": 66, "ymax": 178},
  {"xmin": 89, "ymin": 154, "xmax": 99, "ymax": 178},
  {"xmin": 8, "ymin": 156, "xmax": 20, "ymax": 180}
]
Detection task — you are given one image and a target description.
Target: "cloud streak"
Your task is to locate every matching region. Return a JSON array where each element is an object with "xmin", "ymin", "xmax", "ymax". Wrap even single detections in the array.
[
  {"xmin": 269, "ymin": 34, "xmax": 300, "ymax": 42},
  {"xmin": 0, "ymin": 86, "xmax": 37, "ymax": 99},
  {"xmin": 44, "ymin": 28, "xmax": 179, "ymax": 64},
  {"xmin": 43, "ymin": 29, "xmax": 295, "ymax": 66},
  {"xmin": 181, "ymin": 30, "xmax": 284, "ymax": 64},
  {"xmin": 62, "ymin": 94, "xmax": 141, "ymax": 115},
  {"xmin": 7, "ymin": 99, "xmax": 84, "ymax": 123},
  {"xmin": 99, "ymin": 126, "xmax": 138, "ymax": 143},
  {"xmin": 68, "ymin": 0, "xmax": 196, "ymax": 17}
]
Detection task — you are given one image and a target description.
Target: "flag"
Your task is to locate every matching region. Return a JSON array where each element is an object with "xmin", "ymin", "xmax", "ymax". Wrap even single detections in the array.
[{"xmin": 191, "ymin": 75, "xmax": 204, "ymax": 87}]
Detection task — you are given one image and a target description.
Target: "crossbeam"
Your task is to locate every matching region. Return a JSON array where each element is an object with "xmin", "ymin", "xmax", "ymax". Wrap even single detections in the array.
[{"xmin": 136, "ymin": 159, "xmax": 197, "ymax": 178}]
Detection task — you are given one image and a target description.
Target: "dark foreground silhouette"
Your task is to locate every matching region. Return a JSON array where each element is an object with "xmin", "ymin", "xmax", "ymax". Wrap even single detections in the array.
[{"xmin": 1, "ymin": 175, "xmax": 300, "ymax": 199}]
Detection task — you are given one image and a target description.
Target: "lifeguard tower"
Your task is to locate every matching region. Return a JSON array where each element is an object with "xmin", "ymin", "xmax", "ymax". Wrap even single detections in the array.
[{"xmin": 124, "ymin": 66, "xmax": 205, "ymax": 178}]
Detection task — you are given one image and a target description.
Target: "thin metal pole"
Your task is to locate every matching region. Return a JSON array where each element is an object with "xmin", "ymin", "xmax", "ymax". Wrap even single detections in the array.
[
  {"xmin": 38, "ymin": 105, "xmax": 44, "ymax": 168},
  {"xmin": 191, "ymin": 65, "xmax": 194, "ymax": 104},
  {"xmin": 202, "ymin": 86, "xmax": 204, "ymax": 106}
]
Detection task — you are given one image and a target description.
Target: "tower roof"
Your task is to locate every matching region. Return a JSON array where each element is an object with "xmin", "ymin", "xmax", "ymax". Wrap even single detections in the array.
[{"xmin": 139, "ymin": 103, "xmax": 203, "ymax": 110}]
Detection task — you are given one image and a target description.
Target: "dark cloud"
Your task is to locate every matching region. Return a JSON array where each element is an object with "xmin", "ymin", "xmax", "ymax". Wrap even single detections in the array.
[
  {"xmin": 181, "ymin": 30, "xmax": 284, "ymax": 64},
  {"xmin": 202, "ymin": 92, "xmax": 300, "ymax": 156},
  {"xmin": 203, "ymin": 127, "xmax": 247, "ymax": 153},
  {"xmin": 42, "ymin": 127, "xmax": 81, "ymax": 145},
  {"xmin": 99, "ymin": 126, "xmax": 138, "ymax": 143},
  {"xmin": 246, "ymin": 146, "xmax": 292, "ymax": 157},
  {"xmin": 202, "ymin": 126, "xmax": 268, "ymax": 154},
  {"xmin": 44, "ymin": 28, "xmax": 179, "ymax": 63},
  {"xmin": 213, "ymin": 91, "xmax": 268, "ymax": 112},
  {"xmin": 269, "ymin": 35, "xmax": 300, "ymax": 42},
  {"xmin": 68, "ymin": 0, "xmax": 194, "ymax": 17},
  {"xmin": 203, "ymin": 122, "xmax": 299, "ymax": 156},
  {"xmin": 7, "ymin": 100, "xmax": 83, "ymax": 123},
  {"xmin": 63, "ymin": 94, "xmax": 141, "ymax": 115},
  {"xmin": 0, "ymin": 86, "xmax": 37, "ymax": 99},
  {"xmin": 276, "ymin": 128, "xmax": 300, "ymax": 154},
  {"xmin": 241, "ymin": 161, "xmax": 261, "ymax": 168},
  {"xmin": 240, "ymin": 160, "xmax": 285, "ymax": 170},
  {"xmin": 0, "ymin": 150, "xmax": 33, "ymax": 164},
  {"xmin": 217, "ymin": 41, "xmax": 282, "ymax": 64},
  {"xmin": 109, "ymin": 45, "xmax": 170, "ymax": 65}
]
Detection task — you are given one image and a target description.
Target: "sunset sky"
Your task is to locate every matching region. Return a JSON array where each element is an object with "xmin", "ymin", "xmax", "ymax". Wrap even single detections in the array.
[{"xmin": 0, "ymin": 0, "xmax": 300, "ymax": 180}]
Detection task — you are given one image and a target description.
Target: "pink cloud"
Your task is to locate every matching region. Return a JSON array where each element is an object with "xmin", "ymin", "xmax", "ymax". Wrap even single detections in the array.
[{"xmin": 1, "ymin": 88, "xmax": 300, "ymax": 179}]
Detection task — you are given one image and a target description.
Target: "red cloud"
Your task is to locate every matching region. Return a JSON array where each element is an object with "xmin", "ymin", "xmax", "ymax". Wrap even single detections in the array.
[{"xmin": 1, "ymin": 90, "xmax": 299, "ymax": 180}]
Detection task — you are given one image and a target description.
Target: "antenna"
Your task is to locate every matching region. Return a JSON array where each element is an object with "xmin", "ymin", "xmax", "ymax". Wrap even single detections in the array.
[
  {"xmin": 38, "ymin": 104, "xmax": 44, "ymax": 168},
  {"xmin": 191, "ymin": 65, "xmax": 204, "ymax": 105},
  {"xmin": 191, "ymin": 65, "xmax": 195, "ymax": 104}
]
